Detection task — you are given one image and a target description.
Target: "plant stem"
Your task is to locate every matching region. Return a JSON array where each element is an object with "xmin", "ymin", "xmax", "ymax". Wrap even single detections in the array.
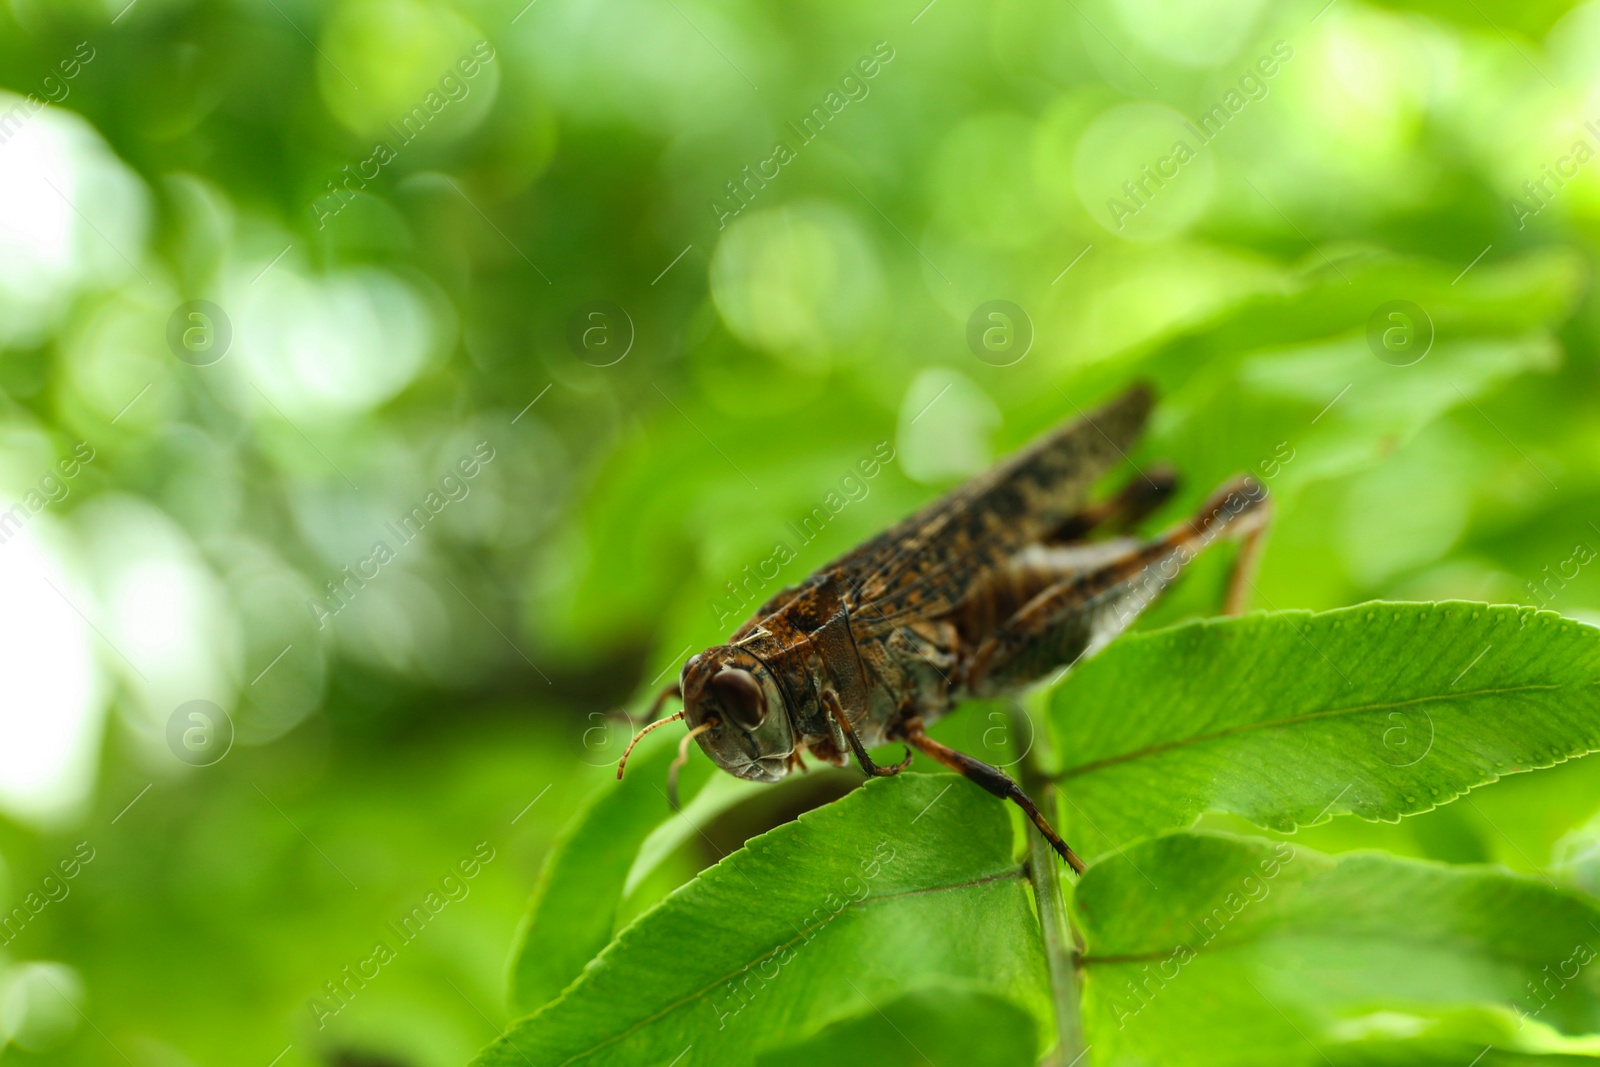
[{"xmin": 1013, "ymin": 703, "xmax": 1088, "ymax": 1067}]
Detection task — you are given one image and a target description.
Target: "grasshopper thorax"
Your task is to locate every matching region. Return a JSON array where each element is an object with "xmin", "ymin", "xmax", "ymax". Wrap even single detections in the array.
[{"xmin": 680, "ymin": 647, "xmax": 796, "ymax": 783}]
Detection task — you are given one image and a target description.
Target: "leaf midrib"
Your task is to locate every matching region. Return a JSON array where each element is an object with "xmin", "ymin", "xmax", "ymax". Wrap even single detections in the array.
[
  {"xmin": 1056, "ymin": 683, "xmax": 1562, "ymax": 780},
  {"xmin": 541, "ymin": 867, "xmax": 1024, "ymax": 1067},
  {"xmin": 1079, "ymin": 925, "xmax": 1586, "ymax": 973}
]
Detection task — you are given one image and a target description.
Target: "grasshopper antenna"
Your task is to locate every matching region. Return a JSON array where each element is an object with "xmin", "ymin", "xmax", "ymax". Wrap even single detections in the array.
[
  {"xmin": 641, "ymin": 683, "xmax": 683, "ymax": 725},
  {"xmin": 616, "ymin": 710, "xmax": 685, "ymax": 780},
  {"xmin": 666, "ymin": 719, "xmax": 716, "ymax": 811}
]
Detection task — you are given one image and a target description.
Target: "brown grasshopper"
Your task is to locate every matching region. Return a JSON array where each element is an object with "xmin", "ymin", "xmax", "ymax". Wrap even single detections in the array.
[{"xmin": 618, "ymin": 384, "xmax": 1269, "ymax": 872}]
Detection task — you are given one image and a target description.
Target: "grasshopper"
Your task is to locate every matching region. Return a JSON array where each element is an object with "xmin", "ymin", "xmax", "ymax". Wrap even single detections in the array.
[{"xmin": 619, "ymin": 384, "xmax": 1269, "ymax": 872}]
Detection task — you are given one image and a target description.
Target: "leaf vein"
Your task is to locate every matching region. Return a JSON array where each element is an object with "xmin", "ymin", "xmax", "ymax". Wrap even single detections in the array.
[
  {"xmin": 1056, "ymin": 683, "xmax": 1562, "ymax": 780},
  {"xmin": 539, "ymin": 868, "xmax": 1023, "ymax": 1067}
]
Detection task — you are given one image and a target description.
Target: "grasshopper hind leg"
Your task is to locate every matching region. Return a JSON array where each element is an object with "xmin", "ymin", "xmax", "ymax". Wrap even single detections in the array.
[
  {"xmin": 1222, "ymin": 491, "xmax": 1272, "ymax": 615},
  {"xmin": 1046, "ymin": 464, "xmax": 1178, "ymax": 543},
  {"xmin": 900, "ymin": 719, "xmax": 1086, "ymax": 874},
  {"xmin": 965, "ymin": 474, "xmax": 1270, "ymax": 696}
]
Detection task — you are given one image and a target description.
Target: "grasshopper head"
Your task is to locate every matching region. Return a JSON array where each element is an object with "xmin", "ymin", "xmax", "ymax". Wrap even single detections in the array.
[{"xmin": 680, "ymin": 647, "xmax": 795, "ymax": 783}]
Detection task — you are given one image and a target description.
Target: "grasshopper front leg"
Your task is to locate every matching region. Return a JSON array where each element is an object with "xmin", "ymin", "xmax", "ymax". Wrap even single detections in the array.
[{"xmin": 823, "ymin": 690, "xmax": 913, "ymax": 778}]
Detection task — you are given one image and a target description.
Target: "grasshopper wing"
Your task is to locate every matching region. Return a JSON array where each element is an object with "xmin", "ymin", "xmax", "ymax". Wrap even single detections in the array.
[{"xmin": 833, "ymin": 383, "xmax": 1154, "ymax": 635}]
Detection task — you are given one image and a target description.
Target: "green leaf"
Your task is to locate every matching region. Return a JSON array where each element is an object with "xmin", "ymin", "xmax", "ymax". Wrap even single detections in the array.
[
  {"xmin": 624, "ymin": 771, "xmax": 765, "ymax": 902},
  {"xmin": 1554, "ymin": 809, "xmax": 1600, "ymax": 898},
  {"xmin": 753, "ymin": 986, "xmax": 1039, "ymax": 1067},
  {"xmin": 1132, "ymin": 249, "xmax": 1581, "ymax": 400},
  {"xmin": 473, "ymin": 774, "xmax": 1049, "ymax": 1067},
  {"xmin": 1106, "ymin": 250, "xmax": 1582, "ymax": 507},
  {"xmin": 507, "ymin": 724, "xmax": 791, "ymax": 1016},
  {"xmin": 1048, "ymin": 602, "xmax": 1600, "ymax": 860},
  {"xmin": 506, "ymin": 737, "xmax": 681, "ymax": 1014},
  {"xmin": 1075, "ymin": 832, "xmax": 1600, "ymax": 1067},
  {"xmin": 1328, "ymin": 1004, "xmax": 1600, "ymax": 1067}
]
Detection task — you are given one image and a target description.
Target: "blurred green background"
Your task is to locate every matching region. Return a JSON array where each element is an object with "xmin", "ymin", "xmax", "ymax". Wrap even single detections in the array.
[{"xmin": 4, "ymin": 0, "xmax": 1600, "ymax": 1062}]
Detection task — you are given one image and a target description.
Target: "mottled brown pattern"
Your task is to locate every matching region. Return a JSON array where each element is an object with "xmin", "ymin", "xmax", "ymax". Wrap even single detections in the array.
[
  {"xmin": 829, "ymin": 384, "xmax": 1154, "ymax": 636},
  {"xmin": 633, "ymin": 383, "xmax": 1271, "ymax": 871}
]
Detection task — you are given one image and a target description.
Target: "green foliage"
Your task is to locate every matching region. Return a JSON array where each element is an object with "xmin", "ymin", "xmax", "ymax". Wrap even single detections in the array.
[
  {"xmin": 506, "ymin": 736, "xmax": 680, "ymax": 1013},
  {"xmin": 11, "ymin": 0, "xmax": 1600, "ymax": 1061},
  {"xmin": 494, "ymin": 604, "xmax": 1600, "ymax": 1066},
  {"xmin": 753, "ymin": 987, "xmax": 1040, "ymax": 1067},
  {"xmin": 481, "ymin": 774, "xmax": 1047, "ymax": 1066},
  {"xmin": 1050, "ymin": 602, "xmax": 1600, "ymax": 859},
  {"xmin": 1078, "ymin": 833, "xmax": 1600, "ymax": 1065},
  {"xmin": 1127, "ymin": 250, "xmax": 1585, "ymax": 501}
]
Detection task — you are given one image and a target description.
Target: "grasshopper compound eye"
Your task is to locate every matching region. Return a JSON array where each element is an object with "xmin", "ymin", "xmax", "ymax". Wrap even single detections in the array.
[
  {"xmin": 711, "ymin": 668, "xmax": 766, "ymax": 730},
  {"xmin": 675, "ymin": 650, "xmax": 794, "ymax": 784}
]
